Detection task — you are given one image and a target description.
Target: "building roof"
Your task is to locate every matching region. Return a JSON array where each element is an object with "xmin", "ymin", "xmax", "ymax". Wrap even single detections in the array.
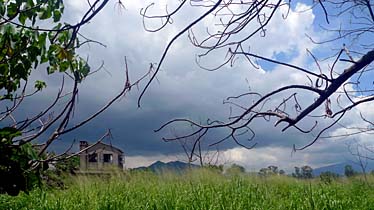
[{"xmin": 84, "ymin": 141, "xmax": 124, "ymax": 155}]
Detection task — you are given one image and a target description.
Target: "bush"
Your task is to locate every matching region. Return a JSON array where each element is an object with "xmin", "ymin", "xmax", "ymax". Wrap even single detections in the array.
[
  {"xmin": 42, "ymin": 155, "xmax": 80, "ymax": 189},
  {"xmin": 320, "ymin": 171, "xmax": 339, "ymax": 184},
  {"xmin": 0, "ymin": 127, "xmax": 42, "ymax": 195},
  {"xmin": 345, "ymin": 165, "xmax": 356, "ymax": 177}
]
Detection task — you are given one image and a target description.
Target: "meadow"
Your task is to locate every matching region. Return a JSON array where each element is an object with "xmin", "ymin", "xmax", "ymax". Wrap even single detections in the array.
[{"xmin": 1, "ymin": 169, "xmax": 374, "ymax": 210}]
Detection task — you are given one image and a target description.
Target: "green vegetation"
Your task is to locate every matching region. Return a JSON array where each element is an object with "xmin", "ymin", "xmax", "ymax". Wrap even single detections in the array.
[
  {"xmin": 345, "ymin": 165, "xmax": 356, "ymax": 177},
  {"xmin": 0, "ymin": 0, "xmax": 88, "ymax": 96},
  {"xmin": 0, "ymin": 0, "xmax": 111, "ymax": 196},
  {"xmin": 0, "ymin": 127, "xmax": 42, "ymax": 195},
  {"xmin": 0, "ymin": 0, "xmax": 91, "ymax": 195},
  {"xmin": 319, "ymin": 171, "xmax": 340, "ymax": 185},
  {"xmin": 1, "ymin": 169, "xmax": 374, "ymax": 210}
]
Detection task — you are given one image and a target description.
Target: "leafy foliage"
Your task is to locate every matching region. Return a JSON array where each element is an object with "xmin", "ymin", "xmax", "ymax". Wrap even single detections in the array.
[
  {"xmin": 258, "ymin": 165, "xmax": 285, "ymax": 176},
  {"xmin": 203, "ymin": 164, "xmax": 223, "ymax": 173},
  {"xmin": 53, "ymin": 155, "xmax": 79, "ymax": 175},
  {"xmin": 0, "ymin": 0, "xmax": 89, "ymax": 98},
  {"xmin": 292, "ymin": 165, "xmax": 314, "ymax": 179},
  {"xmin": 42, "ymin": 155, "xmax": 79, "ymax": 189},
  {"xmin": 225, "ymin": 163, "xmax": 245, "ymax": 175},
  {"xmin": 320, "ymin": 171, "xmax": 340, "ymax": 185},
  {"xmin": 0, "ymin": 127, "xmax": 42, "ymax": 195},
  {"xmin": 345, "ymin": 164, "xmax": 356, "ymax": 177},
  {"xmin": 0, "ymin": 0, "xmax": 90, "ymax": 195}
]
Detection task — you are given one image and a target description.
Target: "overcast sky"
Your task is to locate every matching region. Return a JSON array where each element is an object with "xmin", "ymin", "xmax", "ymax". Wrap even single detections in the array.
[{"xmin": 16, "ymin": 0, "xmax": 374, "ymax": 172}]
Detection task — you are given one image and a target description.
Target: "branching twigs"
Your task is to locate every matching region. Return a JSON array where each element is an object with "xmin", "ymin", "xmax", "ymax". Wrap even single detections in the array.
[
  {"xmin": 58, "ymin": 57, "xmax": 151, "ymax": 135},
  {"xmin": 138, "ymin": 0, "xmax": 374, "ymax": 153},
  {"xmin": 0, "ymin": 80, "xmax": 28, "ymax": 122},
  {"xmin": 155, "ymin": 48, "xmax": 374, "ymax": 150},
  {"xmin": 0, "ymin": 0, "xmax": 152, "ymax": 195},
  {"xmin": 0, "ymin": 0, "xmax": 109, "ymax": 52},
  {"xmin": 277, "ymin": 50, "xmax": 374, "ymax": 130},
  {"xmin": 40, "ymin": 129, "xmax": 112, "ymax": 163},
  {"xmin": 138, "ymin": 0, "xmax": 224, "ymax": 107},
  {"xmin": 141, "ymin": 0, "xmax": 188, "ymax": 32},
  {"xmin": 295, "ymin": 111, "xmax": 346, "ymax": 151},
  {"xmin": 3, "ymin": 57, "xmax": 149, "ymax": 164},
  {"xmin": 33, "ymin": 57, "xmax": 151, "ymax": 157},
  {"xmin": 17, "ymin": 77, "xmax": 65, "ymax": 132},
  {"xmin": 233, "ymin": 51, "xmax": 331, "ymax": 81}
]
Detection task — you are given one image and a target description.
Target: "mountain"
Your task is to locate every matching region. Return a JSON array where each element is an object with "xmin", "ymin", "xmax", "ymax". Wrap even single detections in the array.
[
  {"xmin": 132, "ymin": 161, "xmax": 199, "ymax": 173},
  {"xmin": 313, "ymin": 161, "xmax": 374, "ymax": 176}
]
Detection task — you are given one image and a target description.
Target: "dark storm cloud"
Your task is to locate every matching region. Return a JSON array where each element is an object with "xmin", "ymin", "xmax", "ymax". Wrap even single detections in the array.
[{"xmin": 10, "ymin": 0, "xmax": 370, "ymax": 169}]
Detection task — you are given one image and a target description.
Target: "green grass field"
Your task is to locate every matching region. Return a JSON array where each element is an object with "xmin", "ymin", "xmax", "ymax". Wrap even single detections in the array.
[{"xmin": 1, "ymin": 169, "xmax": 374, "ymax": 210}]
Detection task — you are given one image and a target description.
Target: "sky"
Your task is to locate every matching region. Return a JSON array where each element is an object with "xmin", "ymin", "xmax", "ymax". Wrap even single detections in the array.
[{"xmin": 14, "ymin": 0, "xmax": 374, "ymax": 172}]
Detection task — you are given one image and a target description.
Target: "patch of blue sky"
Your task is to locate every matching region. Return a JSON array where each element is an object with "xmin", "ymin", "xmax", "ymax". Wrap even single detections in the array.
[
  {"xmin": 256, "ymin": 48, "xmax": 300, "ymax": 72},
  {"xmin": 292, "ymin": 0, "xmax": 374, "ymax": 96},
  {"xmin": 257, "ymin": 1, "xmax": 328, "ymax": 72}
]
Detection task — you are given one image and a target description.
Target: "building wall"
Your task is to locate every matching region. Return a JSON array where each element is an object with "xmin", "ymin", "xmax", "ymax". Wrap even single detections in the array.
[
  {"xmin": 80, "ymin": 152, "xmax": 87, "ymax": 169},
  {"xmin": 79, "ymin": 142, "xmax": 123, "ymax": 170}
]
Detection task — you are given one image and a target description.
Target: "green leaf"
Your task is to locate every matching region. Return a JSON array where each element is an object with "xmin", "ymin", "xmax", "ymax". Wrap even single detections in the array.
[
  {"xmin": 20, "ymin": 143, "xmax": 38, "ymax": 161},
  {"xmin": 0, "ymin": 127, "xmax": 21, "ymax": 141},
  {"xmin": 53, "ymin": 10, "xmax": 61, "ymax": 22},
  {"xmin": 39, "ymin": 8, "xmax": 52, "ymax": 20},
  {"xmin": 4, "ymin": 24, "xmax": 15, "ymax": 35},
  {"xmin": 59, "ymin": 61, "xmax": 70, "ymax": 72},
  {"xmin": 0, "ymin": 64, "xmax": 8, "ymax": 75},
  {"xmin": 34, "ymin": 80, "xmax": 46, "ymax": 91},
  {"xmin": 38, "ymin": 32, "xmax": 47, "ymax": 47},
  {"xmin": 40, "ymin": 54, "xmax": 48, "ymax": 63},
  {"xmin": 27, "ymin": 0, "xmax": 35, "ymax": 7},
  {"xmin": 46, "ymin": 66, "xmax": 55, "ymax": 74},
  {"xmin": 7, "ymin": 3, "xmax": 18, "ymax": 18},
  {"xmin": 19, "ymin": 12, "xmax": 27, "ymax": 25},
  {"xmin": 28, "ymin": 45, "xmax": 40, "ymax": 61},
  {"xmin": 79, "ymin": 61, "xmax": 90, "ymax": 78},
  {"xmin": 0, "ymin": 3, "xmax": 6, "ymax": 16}
]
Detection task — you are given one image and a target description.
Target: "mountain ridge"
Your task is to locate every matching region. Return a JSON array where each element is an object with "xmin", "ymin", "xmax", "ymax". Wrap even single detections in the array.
[
  {"xmin": 132, "ymin": 160, "xmax": 199, "ymax": 173},
  {"xmin": 313, "ymin": 161, "xmax": 374, "ymax": 176}
]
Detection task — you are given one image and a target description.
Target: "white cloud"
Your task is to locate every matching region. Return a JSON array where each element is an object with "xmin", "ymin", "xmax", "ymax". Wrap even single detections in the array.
[
  {"xmin": 23, "ymin": 0, "xmax": 374, "ymax": 169},
  {"xmin": 221, "ymin": 142, "xmax": 354, "ymax": 173},
  {"xmin": 125, "ymin": 142, "xmax": 353, "ymax": 174},
  {"xmin": 125, "ymin": 155, "xmax": 179, "ymax": 169}
]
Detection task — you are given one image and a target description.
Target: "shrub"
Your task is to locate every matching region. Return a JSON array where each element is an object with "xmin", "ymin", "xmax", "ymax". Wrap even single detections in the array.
[{"xmin": 320, "ymin": 171, "xmax": 340, "ymax": 184}]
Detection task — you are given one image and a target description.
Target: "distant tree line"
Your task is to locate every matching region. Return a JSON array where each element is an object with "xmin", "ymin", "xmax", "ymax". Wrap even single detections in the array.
[{"xmin": 291, "ymin": 166, "xmax": 313, "ymax": 179}]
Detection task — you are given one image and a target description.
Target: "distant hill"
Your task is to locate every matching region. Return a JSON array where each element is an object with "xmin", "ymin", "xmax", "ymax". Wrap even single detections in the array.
[
  {"xmin": 132, "ymin": 161, "xmax": 199, "ymax": 173},
  {"xmin": 133, "ymin": 160, "xmax": 374, "ymax": 176},
  {"xmin": 313, "ymin": 161, "xmax": 374, "ymax": 176}
]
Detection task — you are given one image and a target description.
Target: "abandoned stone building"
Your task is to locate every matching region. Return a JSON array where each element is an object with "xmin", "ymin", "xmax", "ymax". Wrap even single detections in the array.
[{"xmin": 79, "ymin": 141, "xmax": 124, "ymax": 170}]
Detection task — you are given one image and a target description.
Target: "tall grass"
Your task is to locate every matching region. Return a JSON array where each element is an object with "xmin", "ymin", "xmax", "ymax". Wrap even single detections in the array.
[{"xmin": 1, "ymin": 169, "xmax": 374, "ymax": 210}]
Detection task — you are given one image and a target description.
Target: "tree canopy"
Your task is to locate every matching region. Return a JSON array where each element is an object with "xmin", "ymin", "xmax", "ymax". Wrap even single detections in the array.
[{"xmin": 0, "ymin": 0, "xmax": 149, "ymax": 195}]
